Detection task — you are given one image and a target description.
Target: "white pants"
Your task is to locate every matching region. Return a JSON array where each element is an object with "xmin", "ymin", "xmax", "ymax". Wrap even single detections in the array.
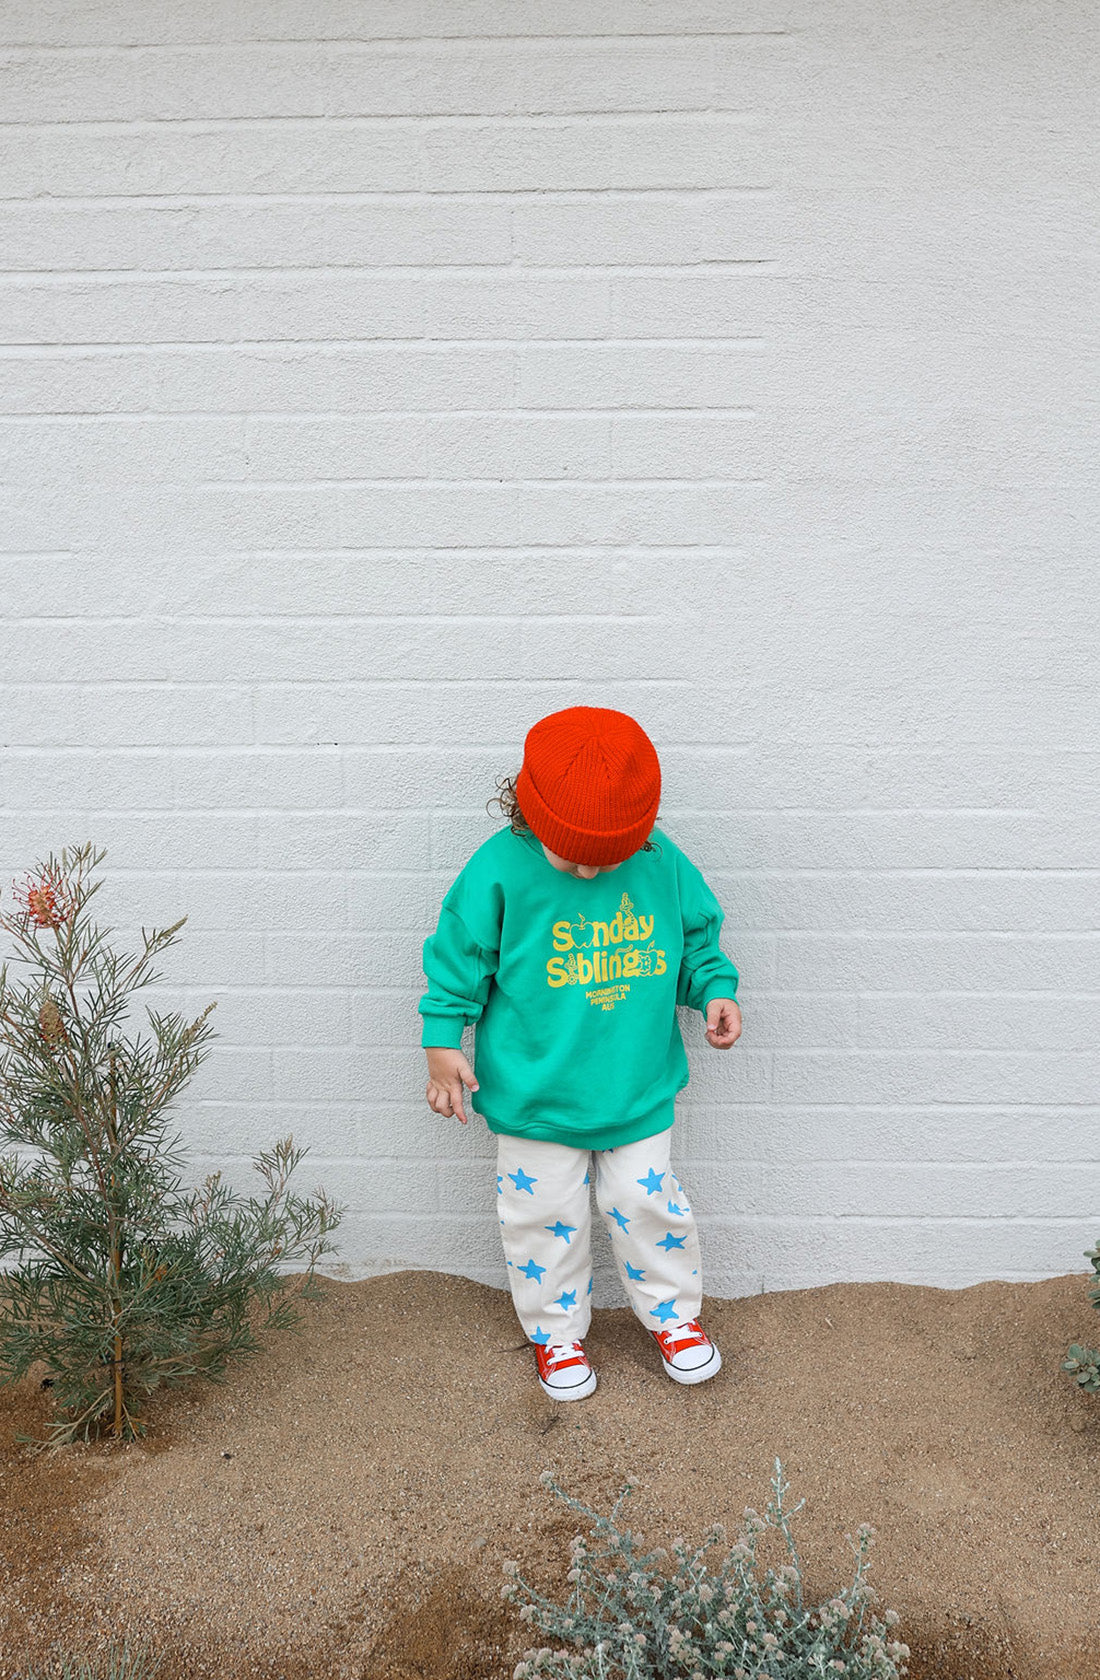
[{"xmin": 495, "ymin": 1127, "xmax": 703, "ymax": 1346}]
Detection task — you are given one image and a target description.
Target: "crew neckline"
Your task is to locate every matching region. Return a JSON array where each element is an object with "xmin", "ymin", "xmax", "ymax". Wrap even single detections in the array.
[{"xmin": 513, "ymin": 826, "xmax": 642, "ymax": 880}]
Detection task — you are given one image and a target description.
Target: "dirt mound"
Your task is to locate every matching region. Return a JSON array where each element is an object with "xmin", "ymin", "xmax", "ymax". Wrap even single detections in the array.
[{"xmin": 0, "ymin": 1269, "xmax": 1096, "ymax": 1680}]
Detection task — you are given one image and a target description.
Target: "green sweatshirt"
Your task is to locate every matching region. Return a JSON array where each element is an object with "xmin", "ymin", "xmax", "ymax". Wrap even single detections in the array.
[{"xmin": 419, "ymin": 825, "xmax": 739, "ymax": 1150}]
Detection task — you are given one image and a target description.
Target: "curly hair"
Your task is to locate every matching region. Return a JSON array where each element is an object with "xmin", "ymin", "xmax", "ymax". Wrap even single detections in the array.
[{"xmin": 486, "ymin": 773, "xmax": 658, "ymax": 853}]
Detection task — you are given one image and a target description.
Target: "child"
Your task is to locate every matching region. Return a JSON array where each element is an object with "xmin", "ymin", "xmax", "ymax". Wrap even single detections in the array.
[{"xmin": 418, "ymin": 706, "xmax": 742, "ymax": 1401}]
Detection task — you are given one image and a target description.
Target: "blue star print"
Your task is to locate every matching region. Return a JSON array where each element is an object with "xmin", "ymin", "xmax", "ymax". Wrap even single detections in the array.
[
  {"xmin": 657, "ymin": 1231, "xmax": 687, "ymax": 1251},
  {"xmin": 519, "ymin": 1258, "xmax": 546, "ymax": 1281},
  {"xmin": 587, "ymin": 1278, "xmax": 593, "ymax": 1294},
  {"xmin": 650, "ymin": 1299, "xmax": 679, "ymax": 1324},
  {"xmin": 625, "ymin": 1263, "xmax": 646, "ymax": 1282},
  {"xmin": 637, "ymin": 1168, "xmax": 665, "ymax": 1196},
  {"xmin": 554, "ymin": 1290, "xmax": 578, "ymax": 1311},
  {"xmin": 531, "ymin": 1326, "xmax": 550, "ymax": 1346},
  {"xmin": 508, "ymin": 1168, "xmax": 538, "ymax": 1195},
  {"xmin": 497, "ymin": 1175, "xmax": 503, "ymax": 1195},
  {"xmin": 667, "ymin": 1199, "xmax": 686, "ymax": 1217},
  {"xmin": 545, "ymin": 1221, "xmax": 577, "ymax": 1243},
  {"xmin": 607, "ymin": 1207, "xmax": 631, "ymax": 1232}
]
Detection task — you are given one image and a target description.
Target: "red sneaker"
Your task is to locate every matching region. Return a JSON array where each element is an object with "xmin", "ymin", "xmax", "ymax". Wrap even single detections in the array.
[
  {"xmin": 650, "ymin": 1319, "xmax": 722, "ymax": 1385},
  {"xmin": 534, "ymin": 1339, "xmax": 598, "ymax": 1401}
]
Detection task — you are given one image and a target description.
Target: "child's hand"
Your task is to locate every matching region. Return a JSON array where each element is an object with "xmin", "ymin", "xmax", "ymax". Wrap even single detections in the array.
[
  {"xmin": 704, "ymin": 998, "xmax": 742, "ymax": 1049},
  {"xmin": 425, "ymin": 1047, "xmax": 480, "ymax": 1125}
]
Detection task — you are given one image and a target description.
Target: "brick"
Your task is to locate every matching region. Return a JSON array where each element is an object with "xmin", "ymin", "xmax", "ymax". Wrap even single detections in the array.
[
  {"xmin": 752, "ymin": 1107, "xmax": 1100, "ymax": 1166},
  {"xmin": 422, "ymin": 114, "xmax": 765, "ymax": 193},
  {"xmin": 425, "ymin": 414, "xmax": 611, "ymax": 480},
  {"xmin": 424, "ymin": 272, "xmax": 610, "ymax": 339},
  {"xmin": 0, "ymin": 281, "xmax": 58, "ymax": 341},
  {"xmin": 0, "ymin": 416, "xmax": 246, "ymax": 481},
  {"xmin": 774, "ymin": 934, "xmax": 1100, "ymax": 994},
  {"xmin": 2, "ymin": 748, "xmax": 174, "ymax": 809},
  {"xmin": 773, "ymin": 1051, "xmax": 1100, "ymax": 1108},
  {"xmin": 242, "ymin": 414, "xmax": 426, "ymax": 478},
  {"xmin": 611, "ymin": 272, "xmax": 779, "ymax": 337},
  {"xmin": 267, "ymin": 933, "xmax": 425, "ymax": 989},
  {"xmin": 758, "ymin": 1161, "xmax": 1100, "ymax": 1221},
  {"xmin": 86, "ymin": 812, "xmax": 259, "ymax": 870},
  {"xmin": 149, "ymin": 343, "xmax": 514, "ymax": 413},
  {"xmin": 167, "ymin": 747, "xmax": 341, "ymax": 810},
  {"xmin": 517, "ymin": 341, "xmax": 769, "ymax": 409},
  {"xmin": 611, "ymin": 412, "xmax": 766, "ymax": 479},
  {"xmin": 0, "ymin": 686, "xmax": 253, "ymax": 749},
  {"xmin": 38, "ymin": 123, "xmax": 423, "ymax": 197},
  {"xmin": 0, "ymin": 351, "xmax": 153, "ymax": 413},
  {"xmin": 856, "ymin": 993, "xmax": 1100, "ymax": 1052},
  {"xmin": 513, "ymin": 196, "xmax": 778, "ymax": 264},
  {"xmin": 338, "ymin": 482, "xmax": 717, "ymax": 546}
]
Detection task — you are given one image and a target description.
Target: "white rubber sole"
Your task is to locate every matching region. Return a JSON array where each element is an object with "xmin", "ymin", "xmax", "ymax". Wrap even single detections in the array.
[
  {"xmin": 537, "ymin": 1367, "xmax": 598, "ymax": 1402},
  {"xmin": 658, "ymin": 1343, "xmax": 723, "ymax": 1385}
]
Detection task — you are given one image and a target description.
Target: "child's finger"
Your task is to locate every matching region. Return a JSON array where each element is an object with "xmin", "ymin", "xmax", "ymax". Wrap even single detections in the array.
[
  {"xmin": 428, "ymin": 1079, "xmax": 460, "ymax": 1116},
  {"xmin": 450, "ymin": 1083, "xmax": 469, "ymax": 1125}
]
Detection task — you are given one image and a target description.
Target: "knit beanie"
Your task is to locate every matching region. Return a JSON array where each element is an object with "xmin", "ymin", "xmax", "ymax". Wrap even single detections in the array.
[{"xmin": 514, "ymin": 706, "xmax": 661, "ymax": 866}]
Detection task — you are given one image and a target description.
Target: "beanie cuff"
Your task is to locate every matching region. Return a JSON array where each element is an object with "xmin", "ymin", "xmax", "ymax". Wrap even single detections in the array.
[{"xmin": 516, "ymin": 763, "xmax": 658, "ymax": 867}]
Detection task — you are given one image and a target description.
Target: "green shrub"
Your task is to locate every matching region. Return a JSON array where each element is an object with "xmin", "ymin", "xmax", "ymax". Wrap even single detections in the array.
[
  {"xmin": 501, "ymin": 1460, "xmax": 910, "ymax": 1680},
  {"xmin": 1063, "ymin": 1240, "xmax": 1100, "ymax": 1394},
  {"xmin": 22, "ymin": 1637, "xmax": 161, "ymax": 1680},
  {"xmin": 0, "ymin": 842, "xmax": 345, "ymax": 1453}
]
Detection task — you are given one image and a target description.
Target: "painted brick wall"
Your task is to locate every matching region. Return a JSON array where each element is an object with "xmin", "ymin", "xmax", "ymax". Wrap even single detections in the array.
[{"xmin": 1, "ymin": 2, "xmax": 1097, "ymax": 1300}]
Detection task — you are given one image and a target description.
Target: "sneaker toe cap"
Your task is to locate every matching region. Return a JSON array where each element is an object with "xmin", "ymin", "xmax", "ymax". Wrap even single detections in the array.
[{"xmin": 669, "ymin": 1342, "xmax": 717, "ymax": 1371}]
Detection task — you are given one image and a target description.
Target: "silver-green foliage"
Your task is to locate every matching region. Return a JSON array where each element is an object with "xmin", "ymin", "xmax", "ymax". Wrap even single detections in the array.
[
  {"xmin": 501, "ymin": 1461, "xmax": 910, "ymax": 1680},
  {"xmin": 1063, "ymin": 1240, "xmax": 1100, "ymax": 1394},
  {"xmin": 21, "ymin": 1638, "xmax": 162, "ymax": 1680}
]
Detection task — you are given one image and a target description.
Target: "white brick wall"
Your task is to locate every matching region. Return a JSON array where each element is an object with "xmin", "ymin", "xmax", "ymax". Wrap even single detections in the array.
[{"xmin": 2, "ymin": 1, "xmax": 1097, "ymax": 1301}]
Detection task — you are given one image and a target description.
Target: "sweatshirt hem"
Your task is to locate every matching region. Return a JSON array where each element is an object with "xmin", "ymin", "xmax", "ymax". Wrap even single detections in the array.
[{"xmin": 478, "ymin": 1096, "xmax": 677, "ymax": 1153}]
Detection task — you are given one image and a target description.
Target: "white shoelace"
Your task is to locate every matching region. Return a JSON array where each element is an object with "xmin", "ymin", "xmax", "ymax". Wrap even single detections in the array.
[
  {"xmin": 544, "ymin": 1341, "xmax": 586, "ymax": 1369},
  {"xmin": 658, "ymin": 1321, "xmax": 705, "ymax": 1347}
]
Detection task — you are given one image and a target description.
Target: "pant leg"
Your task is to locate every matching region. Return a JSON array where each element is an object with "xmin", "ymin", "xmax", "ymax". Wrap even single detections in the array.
[
  {"xmin": 593, "ymin": 1129, "xmax": 703, "ymax": 1329},
  {"xmin": 495, "ymin": 1134, "xmax": 593, "ymax": 1345}
]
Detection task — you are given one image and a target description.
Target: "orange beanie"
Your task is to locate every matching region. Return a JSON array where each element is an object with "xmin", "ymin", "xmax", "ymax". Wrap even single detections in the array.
[{"xmin": 515, "ymin": 706, "xmax": 661, "ymax": 866}]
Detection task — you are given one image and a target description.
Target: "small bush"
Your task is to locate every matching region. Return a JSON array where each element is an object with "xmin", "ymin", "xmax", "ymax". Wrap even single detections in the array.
[
  {"xmin": 23, "ymin": 1637, "xmax": 161, "ymax": 1680},
  {"xmin": 0, "ymin": 842, "xmax": 345, "ymax": 1452},
  {"xmin": 501, "ymin": 1460, "xmax": 910, "ymax": 1680},
  {"xmin": 1063, "ymin": 1240, "xmax": 1100, "ymax": 1394}
]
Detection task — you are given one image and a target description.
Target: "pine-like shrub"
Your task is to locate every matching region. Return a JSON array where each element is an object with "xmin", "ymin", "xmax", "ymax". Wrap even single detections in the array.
[
  {"xmin": 501, "ymin": 1461, "xmax": 910, "ymax": 1680},
  {"xmin": 0, "ymin": 842, "xmax": 345, "ymax": 1453},
  {"xmin": 1063, "ymin": 1240, "xmax": 1100, "ymax": 1394}
]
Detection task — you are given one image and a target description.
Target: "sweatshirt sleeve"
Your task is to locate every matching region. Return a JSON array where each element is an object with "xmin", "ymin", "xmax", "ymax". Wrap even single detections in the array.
[
  {"xmin": 675, "ymin": 853, "xmax": 740, "ymax": 1017},
  {"xmin": 419, "ymin": 881, "xmax": 502, "ymax": 1050}
]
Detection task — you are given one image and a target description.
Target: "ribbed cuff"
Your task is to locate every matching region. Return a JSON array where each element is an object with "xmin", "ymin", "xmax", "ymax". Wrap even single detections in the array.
[{"xmin": 420, "ymin": 1015, "xmax": 466, "ymax": 1050}]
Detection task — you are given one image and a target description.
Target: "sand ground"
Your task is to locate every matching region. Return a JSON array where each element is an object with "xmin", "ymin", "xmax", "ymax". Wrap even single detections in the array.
[{"xmin": 0, "ymin": 1269, "xmax": 1097, "ymax": 1680}]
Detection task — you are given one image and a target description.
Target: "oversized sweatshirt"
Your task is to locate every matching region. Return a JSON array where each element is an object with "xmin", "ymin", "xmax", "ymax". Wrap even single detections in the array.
[{"xmin": 418, "ymin": 825, "xmax": 740, "ymax": 1150}]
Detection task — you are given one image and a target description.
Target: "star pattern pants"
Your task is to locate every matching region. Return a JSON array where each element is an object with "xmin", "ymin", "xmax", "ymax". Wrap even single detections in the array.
[{"xmin": 495, "ymin": 1127, "xmax": 703, "ymax": 1346}]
